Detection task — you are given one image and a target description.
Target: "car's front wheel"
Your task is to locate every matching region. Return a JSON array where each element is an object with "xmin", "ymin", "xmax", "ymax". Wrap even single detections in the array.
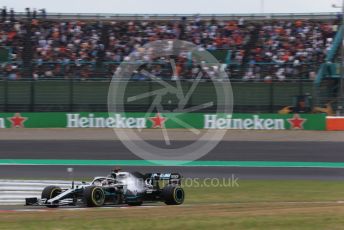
[{"xmin": 41, "ymin": 185, "xmax": 62, "ymax": 208}]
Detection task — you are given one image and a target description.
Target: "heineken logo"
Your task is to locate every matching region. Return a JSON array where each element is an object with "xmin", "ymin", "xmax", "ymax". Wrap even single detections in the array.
[
  {"xmin": 204, "ymin": 114, "xmax": 307, "ymax": 130},
  {"xmin": 204, "ymin": 114, "xmax": 285, "ymax": 130},
  {"xmin": 67, "ymin": 113, "xmax": 146, "ymax": 128},
  {"xmin": 66, "ymin": 113, "xmax": 170, "ymax": 128}
]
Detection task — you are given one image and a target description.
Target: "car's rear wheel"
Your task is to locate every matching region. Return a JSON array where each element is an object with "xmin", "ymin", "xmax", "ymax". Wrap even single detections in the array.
[
  {"xmin": 83, "ymin": 186, "xmax": 105, "ymax": 207},
  {"xmin": 162, "ymin": 185, "xmax": 184, "ymax": 205},
  {"xmin": 41, "ymin": 185, "xmax": 62, "ymax": 208}
]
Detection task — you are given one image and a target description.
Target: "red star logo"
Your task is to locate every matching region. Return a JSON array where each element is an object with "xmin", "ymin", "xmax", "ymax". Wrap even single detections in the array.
[
  {"xmin": 149, "ymin": 113, "xmax": 167, "ymax": 128},
  {"xmin": 8, "ymin": 113, "xmax": 28, "ymax": 128},
  {"xmin": 287, "ymin": 114, "xmax": 306, "ymax": 129}
]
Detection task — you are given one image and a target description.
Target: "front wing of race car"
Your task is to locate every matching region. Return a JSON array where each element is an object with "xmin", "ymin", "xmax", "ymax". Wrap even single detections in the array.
[{"xmin": 26, "ymin": 188, "xmax": 81, "ymax": 206}]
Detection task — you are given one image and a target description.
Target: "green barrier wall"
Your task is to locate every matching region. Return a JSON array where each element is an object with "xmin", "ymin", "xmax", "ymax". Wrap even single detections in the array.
[
  {"xmin": 0, "ymin": 80, "xmax": 313, "ymax": 113},
  {"xmin": 0, "ymin": 112, "xmax": 326, "ymax": 130}
]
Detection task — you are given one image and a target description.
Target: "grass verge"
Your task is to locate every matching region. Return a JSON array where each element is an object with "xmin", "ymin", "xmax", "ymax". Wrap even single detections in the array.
[{"xmin": 1, "ymin": 179, "xmax": 344, "ymax": 229}]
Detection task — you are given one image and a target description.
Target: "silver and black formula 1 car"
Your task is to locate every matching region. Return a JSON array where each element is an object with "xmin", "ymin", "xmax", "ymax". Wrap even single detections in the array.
[{"xmin": 25, "ymin": 171, "xmax": 185, "ymax": 207}]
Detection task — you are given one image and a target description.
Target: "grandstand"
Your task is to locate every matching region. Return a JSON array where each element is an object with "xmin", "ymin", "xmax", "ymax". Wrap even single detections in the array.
[{"xmin": 0, "ymin": 10, "xmax": 342, "ymax": 113}]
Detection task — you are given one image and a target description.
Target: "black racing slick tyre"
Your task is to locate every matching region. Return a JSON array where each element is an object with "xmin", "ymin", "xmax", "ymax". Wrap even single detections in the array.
[
  {"xmin": 83, "ymin": 186, "xmax": 105, "ymax": 207},
  {"xmin": 162, "ymin": 185, "xmax": 185, "ymax": 205},
  {"xmin": 41, "ymin": 185, "xmax": 62, "ymax": 208}
]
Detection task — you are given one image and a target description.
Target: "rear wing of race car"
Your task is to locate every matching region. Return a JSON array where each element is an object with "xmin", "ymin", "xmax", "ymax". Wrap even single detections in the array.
[{"xmin": 147, "ymin": 173, "xmax": 182, "ymax": 185}]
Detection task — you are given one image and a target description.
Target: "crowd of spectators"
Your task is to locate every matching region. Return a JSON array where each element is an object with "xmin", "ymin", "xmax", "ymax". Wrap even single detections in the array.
[
  {"xmin": 243, "ymin": 20, "xmax": 338, "ymax": 81},
  {"xmin": 11, "ymin": 18, "xmax": 251, "ymax": 62},
  {"xmin": 0, "ymin": 8, "xmax": 340, "ymax": 81}
]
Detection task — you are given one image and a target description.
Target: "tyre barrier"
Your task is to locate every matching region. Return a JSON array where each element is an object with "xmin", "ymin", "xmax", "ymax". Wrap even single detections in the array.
[{"xmin": 0, "ymin": 180, "xmax": 82, "ymax": 205}]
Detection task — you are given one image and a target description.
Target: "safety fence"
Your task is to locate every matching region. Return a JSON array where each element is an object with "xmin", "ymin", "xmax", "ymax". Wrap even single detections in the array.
[
  {"xmin": 0, "ymin": 180, "xmax": 80, "ymax": 205},
  {"xmin": 9, "ymin": 12, "xmax": 339, "ymax": 21}
]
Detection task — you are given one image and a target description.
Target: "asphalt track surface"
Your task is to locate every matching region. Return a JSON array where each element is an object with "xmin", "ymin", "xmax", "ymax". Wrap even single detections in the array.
[
  {"xmin": 0, "ymin": 140, "xmax": 343, "ymax": 162},
  {"xmin": 1, "ymin": 140, "xmax": 344, "ymax": 180}
]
